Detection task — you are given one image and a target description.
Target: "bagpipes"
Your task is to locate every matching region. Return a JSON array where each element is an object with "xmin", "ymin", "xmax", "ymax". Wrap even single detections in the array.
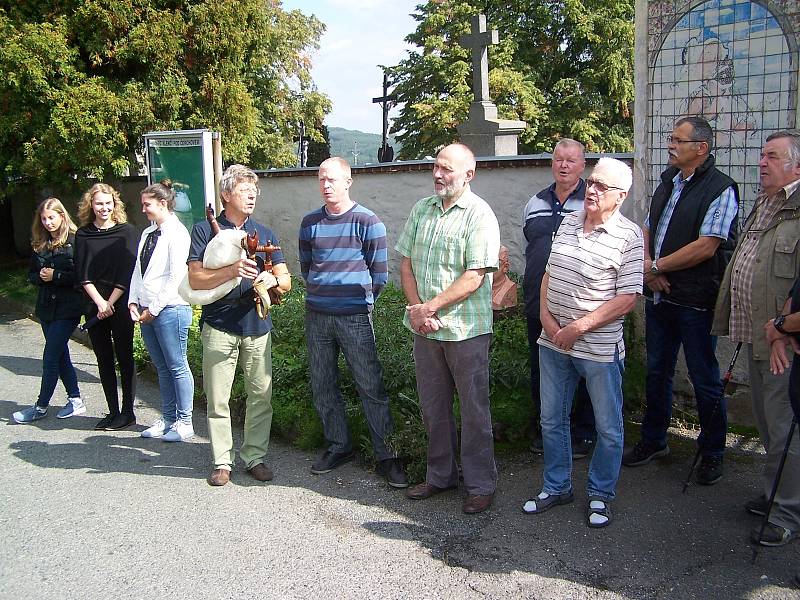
[{"xmin": 177, "ymin": 204, "xmax": 282, "ymax": 319}]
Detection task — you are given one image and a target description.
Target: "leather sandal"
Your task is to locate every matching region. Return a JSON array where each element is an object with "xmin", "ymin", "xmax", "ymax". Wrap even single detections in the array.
[
  {"xmin": 522, "ymin": 490, "xmax": 574, "ymax": 514},
  {"xmin": 586, "ymin": 497, "xmax": 612, "ymax": 528}
]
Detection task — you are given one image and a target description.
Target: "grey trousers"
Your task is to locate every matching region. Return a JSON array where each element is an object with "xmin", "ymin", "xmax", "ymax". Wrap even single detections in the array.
[
  {"xmin": 306, "ymin": 310, "xmax": 393, "ymax": 461},
  {"xmin": 748, "ymin": 344, "xmax": 800, "ymax": 531},
  {"xmin": 413, "ymin": 333, "xmax": 497, "ymax": 496}
]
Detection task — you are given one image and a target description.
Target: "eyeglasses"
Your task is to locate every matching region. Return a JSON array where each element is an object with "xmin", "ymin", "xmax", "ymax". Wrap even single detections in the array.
[
  {"xmin": 586, "ymin": 178, "xmax": 625, "ymax": 194},
  {"xmin": 235, "ymin": 185, "xmax": 260, "ymax": 196},
  {"xmin": 666, "ymin": 136, "xmax": 705, "ymax": 144}
]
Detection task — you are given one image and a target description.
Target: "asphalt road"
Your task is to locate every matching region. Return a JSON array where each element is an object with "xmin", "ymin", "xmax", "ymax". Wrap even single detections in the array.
[{"xmin": 0, "ymin": 309, "xmax": 798, "ymax": 600}]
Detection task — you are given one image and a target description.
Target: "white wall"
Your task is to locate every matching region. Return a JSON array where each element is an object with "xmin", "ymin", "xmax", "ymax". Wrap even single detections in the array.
[{"xmin": 255, "ymin": 155, "xmax": 636, "ymax": 281}]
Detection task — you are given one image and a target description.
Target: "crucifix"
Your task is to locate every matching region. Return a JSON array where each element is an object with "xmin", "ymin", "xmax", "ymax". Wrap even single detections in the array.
[
  {"xmin": 372, "ymin": 73, "xmax": 397, "ymax": 162},
  {"xmin": 459, "ymin": 14, "xmax": 498, "ymax": 103}
]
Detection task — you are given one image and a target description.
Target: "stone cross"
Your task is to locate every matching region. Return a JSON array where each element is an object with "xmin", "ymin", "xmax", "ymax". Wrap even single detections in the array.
[{"xmin": 460, "ymin": 14, "xmax": 499, "ymax": 103}]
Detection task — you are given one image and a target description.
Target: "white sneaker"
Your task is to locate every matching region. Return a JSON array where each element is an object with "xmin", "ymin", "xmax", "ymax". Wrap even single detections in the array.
[
  {"xmin": 141, "ymin": 418, "xmax": 170, "ymax": 438},
  {"xmin": 56, "ymin": 397, "xmax": 86, "ymax": 419},
  {"xmin": 163, "ymin": 421, "xmax": 194, "ymax": 442}
]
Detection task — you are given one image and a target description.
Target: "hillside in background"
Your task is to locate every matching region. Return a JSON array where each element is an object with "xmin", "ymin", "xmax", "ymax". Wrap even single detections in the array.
[{"xmin": 328, "ymin": 127, "xmax": 401, "ymax": 166}]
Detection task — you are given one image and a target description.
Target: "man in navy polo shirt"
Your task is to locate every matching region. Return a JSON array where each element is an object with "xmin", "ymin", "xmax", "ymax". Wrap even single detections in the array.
[
  {"xmin": 188, "ymin": 164, "xmax": 291, "ymax": 487},
  {"xmin": 523, "ymin": 138, "xmax": 596, "ymax": 456}
]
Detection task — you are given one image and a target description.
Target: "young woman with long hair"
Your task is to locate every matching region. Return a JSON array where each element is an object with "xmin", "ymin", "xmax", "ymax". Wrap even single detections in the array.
[
  {"xmin": 128, "ymin": 180, "xmax": 195, "ymax": 442},
  {"xmin": 13, "ymin": 198, "xmax": 86, "ymax": 423},
  {"xmin": 74, "ymin": 183, "xmax": 139, "ymax": 430}
]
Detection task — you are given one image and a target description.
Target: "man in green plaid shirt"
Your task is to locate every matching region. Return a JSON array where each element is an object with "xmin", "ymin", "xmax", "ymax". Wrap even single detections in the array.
[{"xmin": 396, "ymin": 143, "xmax": 500, "ymax": 514}]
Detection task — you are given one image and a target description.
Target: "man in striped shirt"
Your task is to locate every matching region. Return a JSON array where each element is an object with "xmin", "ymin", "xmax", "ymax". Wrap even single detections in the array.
[
  {"xmin": 299, "ymin": 157, "xmax": 407, "ymax": 488},
  {"xmin": 522, "ymin": 157, "xmax": 643, "ymax": 528}
]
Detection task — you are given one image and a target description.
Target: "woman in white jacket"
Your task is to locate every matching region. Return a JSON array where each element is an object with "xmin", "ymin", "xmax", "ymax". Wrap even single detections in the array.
[{"xmin": 129, "ymin": 180, "xmax": 195, "ymax": 442}]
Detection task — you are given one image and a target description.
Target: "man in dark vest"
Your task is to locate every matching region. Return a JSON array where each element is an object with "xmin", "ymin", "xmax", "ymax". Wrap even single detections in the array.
[{"xmin": 623, "ymin": 116, "xmax": 738, "ymax": 486}]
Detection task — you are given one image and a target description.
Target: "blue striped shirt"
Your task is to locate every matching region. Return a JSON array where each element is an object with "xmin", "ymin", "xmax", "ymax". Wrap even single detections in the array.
[
  {"xmin": 645, "ymin": 172, "xmax": 738, "ymax": 304},
  {"xmin": 299, "ymin": 203, "xmax": 388, "ymax": 315}
]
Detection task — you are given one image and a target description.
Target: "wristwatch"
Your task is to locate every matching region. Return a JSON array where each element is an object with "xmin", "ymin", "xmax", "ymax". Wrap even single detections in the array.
[
  {"xmin": 774, "ymin": 314, "xmax": 788, "ymax": 334},
  {"xmin": 650, "ymin": 259, "xmax": 660, "ymax": 274}
]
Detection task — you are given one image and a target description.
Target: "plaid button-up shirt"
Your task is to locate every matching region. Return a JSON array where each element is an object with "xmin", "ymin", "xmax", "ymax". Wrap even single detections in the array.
[
  {"xmin": 729, "ymin": 178, "xmax": 800, "ymax": 342},
  {"xmin": 396, "ymin": 187, "xmax": 500, "ymax": 341}
]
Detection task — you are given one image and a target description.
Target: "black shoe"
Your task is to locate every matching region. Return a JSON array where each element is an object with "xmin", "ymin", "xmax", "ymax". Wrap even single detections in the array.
[
  {"xmin": 530, "ymin": 433, "xmax": 544, "ymax": 454},
  {"xmin": 94, "ymin": 414, "xmax": 117, "ymax": 430},
  {"xmin": 311, "ymin": 450, "xmax": 354, "ymax": 474},
  {"xmin": 622, "ymin": 441, "xmax": 670, "ymax": 467},
  {"xmin": 696, "ymin": 455, "xmax": 723, "ymax": 485},
  {"xmin": 106, "ymin": 412, "xmax": 136, "ymax": 430},
  {"xmin": 377, "ymin": 458, "xmax": 409, "ymax": 488},
  {"xmin": 572, "ymin": 438, "xmax": 595, "ymax": 459}
]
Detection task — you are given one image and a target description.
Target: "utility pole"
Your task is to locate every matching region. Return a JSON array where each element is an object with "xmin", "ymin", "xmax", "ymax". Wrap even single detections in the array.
[{"xmin": 351, "ymin": 140, "xmax": 360, "ymax": 166}]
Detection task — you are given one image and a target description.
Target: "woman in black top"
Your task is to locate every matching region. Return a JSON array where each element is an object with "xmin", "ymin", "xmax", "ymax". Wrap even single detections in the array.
[
  {"xmin": 74, "ymin": 183, "xmax": 139, "ymax": 430},
  {"xmin": 12, "ymin": 198, "xmax": 86, "ymax": 423}
]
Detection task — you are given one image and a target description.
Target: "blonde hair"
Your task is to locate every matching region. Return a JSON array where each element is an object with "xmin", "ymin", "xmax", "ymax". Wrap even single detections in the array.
[
  {"xmin": 31, "ymin": 198, "xmax": 78, "ymax": 253},
  {"xmin": 77, "ymin": 183, "xmax": 128, "ymax": 226}
]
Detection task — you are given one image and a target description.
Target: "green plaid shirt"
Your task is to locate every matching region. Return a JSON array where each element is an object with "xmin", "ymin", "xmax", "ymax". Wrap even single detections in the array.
[{"xmin": 395, "ymin": 187, "xmax": 500, "ymax": 341}]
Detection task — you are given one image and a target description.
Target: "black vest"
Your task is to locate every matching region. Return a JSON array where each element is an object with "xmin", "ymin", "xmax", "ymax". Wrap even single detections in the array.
[{"xmin": 647, "ymin": 155, "xmax": 739, "ymax": 309}]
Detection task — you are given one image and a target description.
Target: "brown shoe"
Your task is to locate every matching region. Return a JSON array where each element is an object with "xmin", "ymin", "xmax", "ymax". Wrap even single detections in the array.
[
  {"xmin": 406, "ymin": 482, "xmax": 456, "ymax": 500},
  {"xmin": 247, "ymin": 463, "xmax": 274, "ymax": 482},
  {"xmin": 208, "ymin": 468, "xmax": 230, "ymax": 487},
  {"xmin": 462, "ymin": 494, "xmax": 493, "ymax": 514}
]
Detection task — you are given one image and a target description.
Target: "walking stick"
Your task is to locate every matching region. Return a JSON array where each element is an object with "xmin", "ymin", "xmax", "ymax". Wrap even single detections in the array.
[
  {"xmin": 750, "ymin": 415, "xmax": 799, "ymax": 563},
  {"xmin": 682, "ymin": 342, "xmax": 743, "ymax": 493}
]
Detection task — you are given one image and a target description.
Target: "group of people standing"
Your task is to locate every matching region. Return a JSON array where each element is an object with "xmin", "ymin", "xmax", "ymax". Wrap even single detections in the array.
[
  {"xmin": 10, "ymin": 126, "xmax": 800, "ymax": 553},
  {"xmin": 14, "ymin": 180, "xmax": 195, "ymax": 444},
  {"xmin": 519, "ymin": 119, "xmax": 800, "ymax": 547}
]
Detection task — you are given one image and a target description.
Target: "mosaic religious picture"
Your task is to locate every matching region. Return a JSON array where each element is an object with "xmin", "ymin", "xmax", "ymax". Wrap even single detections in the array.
[{"xmin": 648, "ymin": 0, "xmax": 798, "ymax": 217}]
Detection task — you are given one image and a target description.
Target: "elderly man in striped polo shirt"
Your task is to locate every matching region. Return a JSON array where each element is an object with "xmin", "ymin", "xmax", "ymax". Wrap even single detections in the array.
[
  {"xmin": 522, "ymin": 157, "xmax": 643, "ymax": 528},
  {"xmin": 397, "ymin": 143, "xmax": 501, "ymax": 514}
]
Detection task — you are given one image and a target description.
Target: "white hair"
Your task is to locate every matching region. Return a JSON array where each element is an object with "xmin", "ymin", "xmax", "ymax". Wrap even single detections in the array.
[{"xmin": 595, "ymin": 157, "xmax": 632, "ymax": 192}]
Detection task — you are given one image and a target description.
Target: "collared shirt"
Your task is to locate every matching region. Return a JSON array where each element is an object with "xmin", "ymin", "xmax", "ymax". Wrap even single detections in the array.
[
  {"xmin": 188, "ymin": 212, "xmax": 285, "ymax": 337},
  {"xmin": 538, "ymin": 209, "xmax": 644, "ymax": 362},
  {"xmin": 129, "ymin": 213, "xmax": 191, "ymax": 316},
  {"xmin": 521, "ymin": 179, "xmax": 586, "ymax": 316},
  {"xmin": 729, "ymin": 178, "xmax": 800, "ymax": 343},
  {"xmin": 646, "ymin": 172, "xmax": 738, "ymax": 304},
  {"xmin": 395, "ymin": 186, "xmax": 500, "ymax": 341}
]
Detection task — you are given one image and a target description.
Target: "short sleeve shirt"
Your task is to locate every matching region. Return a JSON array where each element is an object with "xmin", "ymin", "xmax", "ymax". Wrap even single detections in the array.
[
  {"xmin": 395, "ymin": 187, "xmax": 500, "ymax": 341},
  {"xmin": 538, "ymin": 209, "xmax": 644, "ymax": 362},
  {"xmin": 188, "ymin": 212, "xmax": 285, "ymax": 336}
]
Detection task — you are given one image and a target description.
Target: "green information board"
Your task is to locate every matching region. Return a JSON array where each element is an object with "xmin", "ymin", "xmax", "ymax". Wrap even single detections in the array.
[{"xmin": 143, "ymin": 130, "xmax": 216, "ymax": 230}]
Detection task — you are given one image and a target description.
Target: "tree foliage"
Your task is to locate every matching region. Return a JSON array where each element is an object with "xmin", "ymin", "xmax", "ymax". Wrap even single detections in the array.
[
  {"xmin": 387, "ymin": 0, "xmax": 634, "ymax": 159},
  {"xmin": 0, "ymin": 0, "xmax": 331, "ymax": 188}
]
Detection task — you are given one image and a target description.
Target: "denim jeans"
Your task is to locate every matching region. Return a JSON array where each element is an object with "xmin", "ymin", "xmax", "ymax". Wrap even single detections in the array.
[
  {"xmin": 527, "ymin": 316, "xmax": 596, "ymax": 441},
  {"xmin": 539, "ymin": 345, "xmax": 624, "ymax": 500},
  {"xmin": 140, "ymin": 305, "xmax": 194, "ymax": 424},
  {"xmin": 641, "ymin": 301, "xmax": 725, "ymax": 456},
  {"xmin": 37, "ymin": 318, "xmax": 81, "ymax": 407},
  {"xmin": 305, "ymin": 310, "xmax": 394, "ymax": 461}
]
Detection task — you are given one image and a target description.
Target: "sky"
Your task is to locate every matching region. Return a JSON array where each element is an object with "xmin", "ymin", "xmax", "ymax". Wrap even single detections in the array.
[{"xmin": 280, "ymin": 0, "xmax": 420, "ymax": 134}]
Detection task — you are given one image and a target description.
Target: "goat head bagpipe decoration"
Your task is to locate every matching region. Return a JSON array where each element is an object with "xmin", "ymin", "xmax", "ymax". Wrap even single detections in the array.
[{"xmin": 178, "ymin": 204, "xmax": 282, "ymax": 319}]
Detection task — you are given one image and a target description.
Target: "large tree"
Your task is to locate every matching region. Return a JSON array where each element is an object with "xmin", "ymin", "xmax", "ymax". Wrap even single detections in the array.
[
  {"xmin": 0, "ymin": 0, "xmax": 331, "ymax": 189},
  {"xmin": 387, "ymin": 0, "xmax": 634, "ymax": 159}
]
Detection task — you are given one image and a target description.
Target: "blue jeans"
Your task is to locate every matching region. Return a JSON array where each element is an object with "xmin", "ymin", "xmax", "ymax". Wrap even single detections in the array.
[
  {"xmin": 140, "ymin": 305, "xmax": 194, "ymax": 424},
  {"xmin": 37, "ymin": 318, "xmax": 81, "ymax": 407},
  {"xmin": 539, "ymin": 345, "xmax": 625, "ymax": 500},
  {"xmin": 305, "ymin": 310, "xmax": 393, "ymax": 461},
  {"xmin": 527, "ymin": 316, "xmax": 596, "ymax": 440},
  {"xmin": 641, "ymin": 301, "xmax": 725, "ymax": 456}
]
